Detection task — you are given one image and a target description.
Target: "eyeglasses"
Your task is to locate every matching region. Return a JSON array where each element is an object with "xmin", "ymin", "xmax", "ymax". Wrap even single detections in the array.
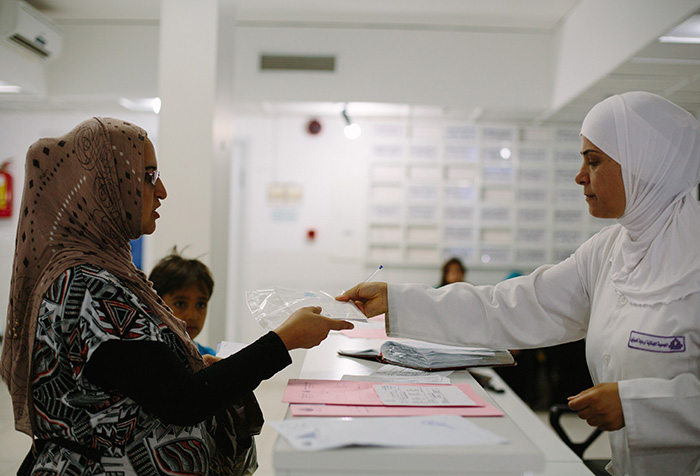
[{"xmin": 144, "ymin": 169, "xmax": 160, "ymax": 185}]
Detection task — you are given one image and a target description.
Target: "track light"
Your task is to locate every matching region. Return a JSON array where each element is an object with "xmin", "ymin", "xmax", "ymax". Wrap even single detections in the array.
[
  {"xmin": 659, "ymin": 14, "xmax": 700, "ymax": 44},
  {"xmin": 0, "ymin": 81, "xmax": 21, "ymax": 93},
  {"xmin": 342, "ymin": 106, "xmax": 361, "ymax": 140},
  {"xmin": 119, "ymin": 97, "xmax": 161, "ymax": 114}
]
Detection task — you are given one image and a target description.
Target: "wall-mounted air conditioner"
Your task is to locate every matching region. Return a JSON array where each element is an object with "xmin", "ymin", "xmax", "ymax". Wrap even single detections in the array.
[{"xmin": 0, "ymin": 0, "xmax": 62, "ymax": 61}]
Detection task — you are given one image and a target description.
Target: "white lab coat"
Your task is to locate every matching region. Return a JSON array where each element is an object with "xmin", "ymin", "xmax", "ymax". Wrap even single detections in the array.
[{"xmin": 387, "ymin": 225, "xmax": 700, "ymax": 476}]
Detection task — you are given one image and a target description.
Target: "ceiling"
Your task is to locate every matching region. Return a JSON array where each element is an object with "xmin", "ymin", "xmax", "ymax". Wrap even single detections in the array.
[
  {"xmin": 5, "ymin": 0, "xmax": 700, "ymax": 125},
  {"xmin": 28, "ymin": 0, "xmax": 577, "ymax": 28},
  {"xmin": 547, "ymin": 38, "xmax": 700, "ymax": 124}
]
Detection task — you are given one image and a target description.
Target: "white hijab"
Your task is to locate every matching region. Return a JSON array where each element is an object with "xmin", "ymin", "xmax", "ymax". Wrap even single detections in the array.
[{"xmin": 580, "ymin": 91, "xmax": 700, "ymax": 305}]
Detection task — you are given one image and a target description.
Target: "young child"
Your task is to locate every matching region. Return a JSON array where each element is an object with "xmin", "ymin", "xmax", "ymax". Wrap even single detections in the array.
[{"xmin": 149, "ymin": 248, "xmax": 217, "ymax": 356}]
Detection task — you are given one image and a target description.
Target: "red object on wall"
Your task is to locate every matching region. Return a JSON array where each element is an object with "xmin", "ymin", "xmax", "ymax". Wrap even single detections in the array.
[
  {"xmin": 306, "ymin": 229, "xmax": 316, "ymax": 241},
  {"xmin": 307, "ymin": 119, "xmax": 322, "ymax": 135},
  {"xmin": 0, "ymin": 161, "xmax": 12, "ymax": 218}
]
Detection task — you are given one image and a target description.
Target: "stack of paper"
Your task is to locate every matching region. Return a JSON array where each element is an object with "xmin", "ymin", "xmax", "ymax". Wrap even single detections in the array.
[
  {"xmin": 338, "ymin": 340, "xmax": 515, "ymax": 371},
  {"xmin": 275, "ymin": 379, "xmax": 508, "ymax": 451},
  {"xmin": 380, "ymin": 340, "xmax": 514, "ymax": 371},
  {"xmin": 283, "ymin": 379, "xmax": 503, "ymax": 417},
  {"xmin": 271, "ymin": 415, "xmax": 508, "ymax": 451}
]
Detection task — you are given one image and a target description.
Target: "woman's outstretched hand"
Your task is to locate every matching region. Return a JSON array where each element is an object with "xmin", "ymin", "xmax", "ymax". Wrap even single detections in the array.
[
  {"xmin": 568, "ymin": 382, "xmax": 625, "ymax": 431},
  {"xmin": 274, "ymin": 306, "xmax": 354, "ymax": 350},
  {"xmin": 336, "ymin": 282, "xmax": 388, "ymax": 317},
  {"xmin": 202, "ymin": 354, "xmax": 222, "ymax": 366}
]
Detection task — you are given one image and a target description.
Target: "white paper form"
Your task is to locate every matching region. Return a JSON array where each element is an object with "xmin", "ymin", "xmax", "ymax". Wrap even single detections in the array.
[
  {"xmin": 342, "ymin": 364, "xmax": 452, "ymax": 384},
  {"xmin": 270, "ymin": 415, "xmax": 508, "ymax": 451},
  {"xmin": 216, "ymin": 341, "xmax": 247, "ymax": 358},
  {"xmin": 373, "ymin": 384, "xmax": 476, "ymax": 406}
]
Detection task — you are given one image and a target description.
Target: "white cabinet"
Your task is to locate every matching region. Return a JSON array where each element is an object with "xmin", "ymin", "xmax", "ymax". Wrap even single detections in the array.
[{"xmin": 365, "ymin": 121, "xmax": 613, "ymax": 269}]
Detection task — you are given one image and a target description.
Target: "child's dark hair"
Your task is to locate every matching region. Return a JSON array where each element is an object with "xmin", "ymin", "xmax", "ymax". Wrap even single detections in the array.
[{"xmin": 149, "ymin": 247, "xmax": 214, "ymax": 298}]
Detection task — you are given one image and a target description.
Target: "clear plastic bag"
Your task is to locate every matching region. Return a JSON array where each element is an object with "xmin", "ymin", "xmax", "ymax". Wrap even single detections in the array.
[{"xmin": 246, "ymin": 288, "xmax": 368, "ymax": 331}]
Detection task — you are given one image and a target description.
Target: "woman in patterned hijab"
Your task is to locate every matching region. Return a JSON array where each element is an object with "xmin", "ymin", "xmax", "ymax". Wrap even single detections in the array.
[
  {"xmin": 2, "ymin": 117, "xmax": 203, "ymax": 434},
  {"xmin": 1, "ymin": 117, "xmax": 352, "ymax": 475}
]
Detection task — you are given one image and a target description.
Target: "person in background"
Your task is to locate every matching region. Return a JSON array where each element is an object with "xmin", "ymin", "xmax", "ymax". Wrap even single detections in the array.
[
  {"xmin": 1, "ymin": 117, "xmax": 353, "ymax": 476},
  {"xmin": 339, "ymin": 92, "xmax": 700, "ymax": 476},
  {"xmin": 439, "ymin": 257, "xmax": 467, "ymax": 287},
  {"xmin": 149, "ymin": 248, "xmax": 217, "ymax": 356}
]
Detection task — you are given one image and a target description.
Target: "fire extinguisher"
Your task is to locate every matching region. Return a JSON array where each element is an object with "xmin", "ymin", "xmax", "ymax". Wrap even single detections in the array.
[{"xmin": 0, "ymin": 160, "xmax": 13, "ymax": 218}]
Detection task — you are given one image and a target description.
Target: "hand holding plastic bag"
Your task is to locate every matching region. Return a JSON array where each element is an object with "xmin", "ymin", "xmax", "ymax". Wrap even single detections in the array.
[
  {"xmin": 274, "ymin": 306, "xmax": 354, "ymax": 350},
  {"xmin": 246, "ymin": 287, "xmax": 368, "ymax": 332}
]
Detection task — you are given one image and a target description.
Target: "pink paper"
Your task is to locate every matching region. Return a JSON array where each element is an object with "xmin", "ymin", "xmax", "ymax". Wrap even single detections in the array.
[
  {"xmin": 289, "ymin": 402, "xmax": 503, "ymax": 417},
  {"xmin": 284, "ymin": 379, "xmax": 503, "ymax": 417},
  {"xmin": 282, "ymin": 379, "xmax": 484, "ymax": 407}
]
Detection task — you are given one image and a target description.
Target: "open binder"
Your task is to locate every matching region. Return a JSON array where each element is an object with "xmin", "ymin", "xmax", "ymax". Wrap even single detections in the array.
[{"xmin": 338, "ymin": 340, "xmax": 515, "ymax": 371}]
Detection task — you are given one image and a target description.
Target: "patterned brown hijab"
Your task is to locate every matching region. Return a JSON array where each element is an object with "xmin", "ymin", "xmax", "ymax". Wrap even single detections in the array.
[{"xmin": 1, "ymin": 117, "xmax": 204, "ymax": 436}]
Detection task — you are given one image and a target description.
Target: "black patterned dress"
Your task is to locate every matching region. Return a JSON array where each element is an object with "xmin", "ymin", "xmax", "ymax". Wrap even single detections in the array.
[{"xmin": 31, "ymin": 264, "xmax": 210, "ymax": 476}]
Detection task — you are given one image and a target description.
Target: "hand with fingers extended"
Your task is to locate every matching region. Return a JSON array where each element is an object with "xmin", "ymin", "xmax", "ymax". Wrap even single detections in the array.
[
  {"xmin": 335, "ymin": 282, "xmax": 388, "ymax": 317},
  {"xmin": 274, "ymin": 306, "xmax": 354, "ymax": 350},
  {"xmin": 568, "ymin": 382, "xmax": 625, "ymax": 432},
  {"xmin": 202, "ymin": 354, "xmax": 222, "ymax": 366}
]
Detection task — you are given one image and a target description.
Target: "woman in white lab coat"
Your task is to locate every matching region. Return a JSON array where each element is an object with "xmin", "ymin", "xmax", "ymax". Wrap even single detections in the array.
[{"xmin": 338, "ymin": 91, "xmax": 700, "ymax": 476}]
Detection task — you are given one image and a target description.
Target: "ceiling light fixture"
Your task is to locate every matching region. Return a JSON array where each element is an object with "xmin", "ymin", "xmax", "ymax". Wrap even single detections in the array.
[
  {"xmin": 342, "ymin": 106, "xmax": 361, "ymax": 140},
  {"xmin": 659, "ymin": 14, "xmax": 700, "ymax": 43},
  {"xmin": 659, "ymin": 36, "xmax": 700, "ymax": 44},
  {"xmin": 151, "ymin": 97, "xmax": 161, "ymax": 114},
  {"xmin": 119, "ymin": 97, "xmax": 161, "ymax": 114},
  {"xmin": 0, "ymin": 81, "xmax": 22, "ymax": 93}
]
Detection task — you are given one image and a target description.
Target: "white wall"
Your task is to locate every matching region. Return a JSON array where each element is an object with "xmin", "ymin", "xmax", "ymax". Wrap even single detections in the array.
[
  {"xmin": 228, "ymin": 113, "xmax": 527, "ymax": 344},
  {"xmin": 232, "ymin": 26, "xmax": 555, "ymax": 110},
  {"xmin": 228, "ymin": 114, "xmax": 370, "ymax": 342},
  {"xmin": 0, "ymin": 42, "xmax": 46, "ymax": 95},
  {"xmin": 47, "ymin": 23, "xmax": 159, "ymax": 99}
]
